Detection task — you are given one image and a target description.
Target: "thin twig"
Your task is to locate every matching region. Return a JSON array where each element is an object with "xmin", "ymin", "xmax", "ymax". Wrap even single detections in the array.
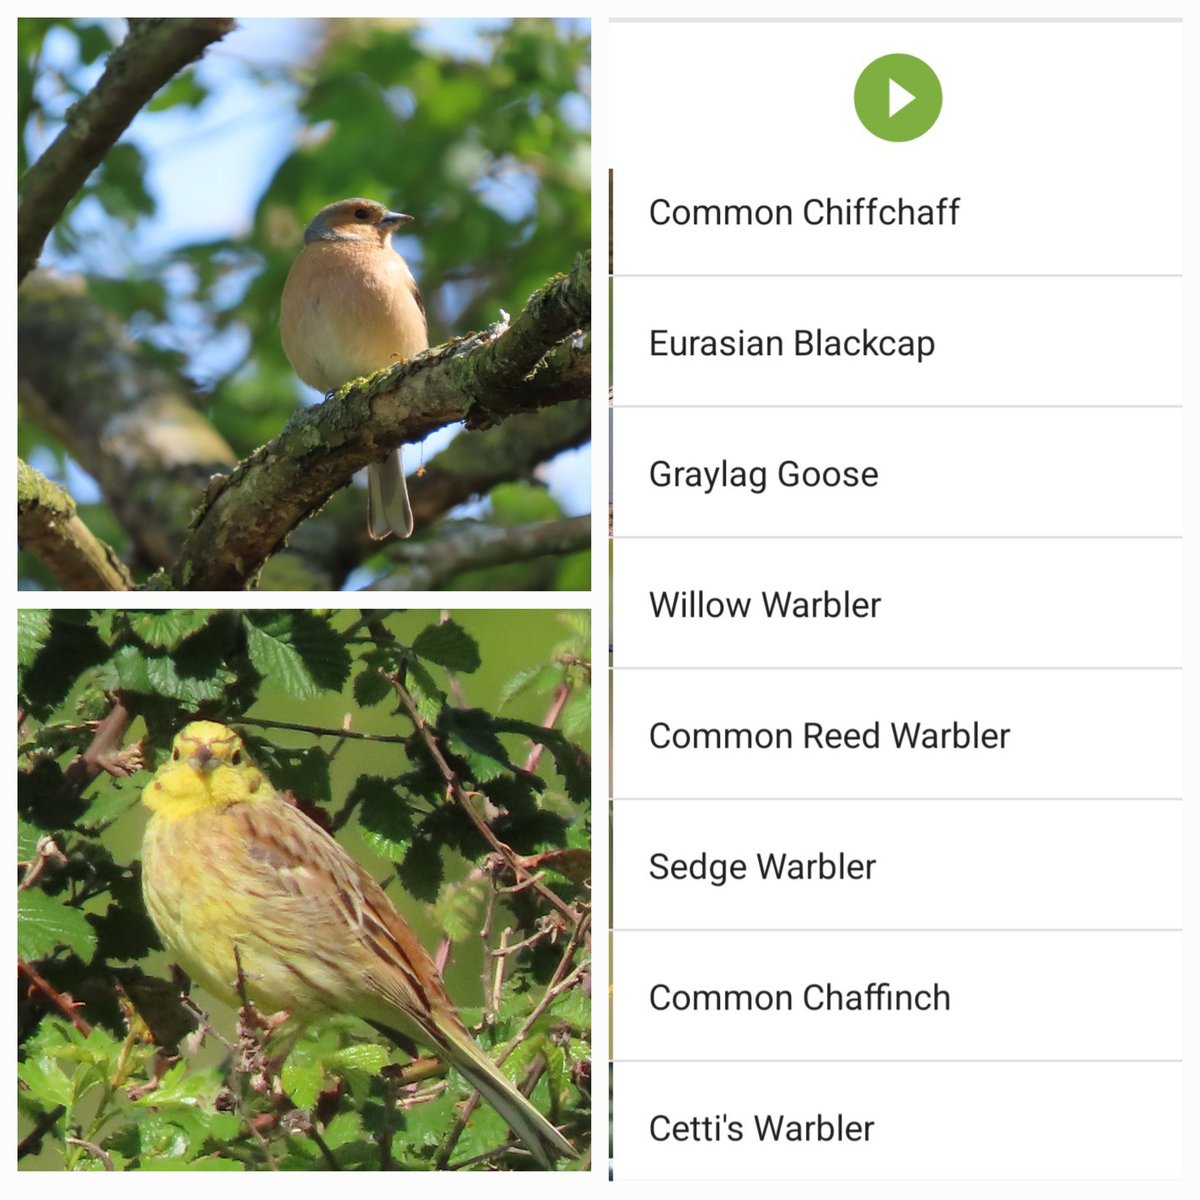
[
  {"xmin": 236, "ymin": 716, "xmax": 411, "ymax": 744},
  {"xmin": 388, "ymin": 672, "xmax": 576, "ymax": 922},
  {"xmin": 18, "ymin": 959, "xmax": 92, "ymax": 1035},
  {"xmin": 17, "ymin": 834, "xmax": 68, "ymax": 892},
  {"xmin": 437, "ymin": 914, "xmax": 589, "ymax": 1168},
  {"xmin": 65, "ymin": 1136, "xmax": 113, "ymax": 1170},
  {"xmin": 523, "ymin": 682, "xmax": 570, "ymax": 772}
]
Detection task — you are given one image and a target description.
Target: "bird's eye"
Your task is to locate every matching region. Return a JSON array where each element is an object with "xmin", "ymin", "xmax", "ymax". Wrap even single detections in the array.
[
  {"xmin": 172, "ymin": 748, "xmax": 180, "ymax": 761},
  {"xmin": 232, "ymin": 750, "xmax": 242, "ymax": 765},
  {"xmin": 354, "ymin": 207, "xmax": 369, "ymax": 220}
]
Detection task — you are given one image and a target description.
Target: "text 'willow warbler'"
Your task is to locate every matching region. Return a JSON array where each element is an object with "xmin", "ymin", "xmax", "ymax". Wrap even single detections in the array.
[
  {"xmin": 140, "ymin": 721, "xmax": 575, "ymax": 1167},
  {"xmin": 280, "ymin": 197, "xmax": 429, "ymax": 540}
]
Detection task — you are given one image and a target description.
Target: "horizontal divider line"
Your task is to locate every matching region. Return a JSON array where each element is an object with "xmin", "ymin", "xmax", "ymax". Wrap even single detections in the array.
[
  {"xmin": 614, "ymin": 534, "xmax": 1183, "ymax": 540},
  {"xmin": 612, "ymin": 404, "xmax": 1184, "ymax": 409},
  {"xmin": 610, "ymin": 796, "xmax": 1182, "ymax": 802},
  {"xmin": 613, "ymin": 1181, "xmax": 1183, "ymax": 1186},
  {"xmin": 613, "ymin": 272, "xmax": 1183, "ymax": 278},
  {"xmin": 612, "ymin": 1059, "xmax": 1184, "ymax": 1064},
  {"xmin": 612, "ymin": 928, "xmax": 1182, "ymax": 934},
  {"xmin": 611, "ymin": 665, "xmax": 1181, "ymax": 671},
  {"xmin": 612, "ymin": 17, "xmax": 1182, "ymax": 23}
]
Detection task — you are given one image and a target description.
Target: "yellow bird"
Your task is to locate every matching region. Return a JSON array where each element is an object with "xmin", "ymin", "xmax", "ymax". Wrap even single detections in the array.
[{"xmin": 140, "ymin": 720, "xmax": 576, "ymax": 1168}]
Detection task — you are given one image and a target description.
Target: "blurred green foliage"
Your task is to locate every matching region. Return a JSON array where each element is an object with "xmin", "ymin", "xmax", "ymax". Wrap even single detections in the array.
[
  {"xmin": 18, "ymin": 18, "xmax": 591, "ymax": 590},
  {"xmin": 18, "ymin": 609, "xmax": 591, "ymax": 1170}
]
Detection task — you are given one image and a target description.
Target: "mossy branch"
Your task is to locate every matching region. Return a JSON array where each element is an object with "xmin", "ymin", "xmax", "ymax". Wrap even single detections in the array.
[
  {"xmin": 17, "ymin": 459, "xmax": 134, "ymax": 590},
  {"xmin": 168, "ymin": 252, "xmax": 590, "ymax": 590},
  {"xmin": 18, "ymin": 18, "xmax": 235, "ymax": 282}
]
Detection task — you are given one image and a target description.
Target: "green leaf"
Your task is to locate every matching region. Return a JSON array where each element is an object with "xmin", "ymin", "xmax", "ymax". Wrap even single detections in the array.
[
  {"xmin": 243, "ymin": 612, "xmax": 351, "ymax": 699},
  {"xmin": 21, "ymin": 611, "xmax": 108, "ymax": 717},
  {"xmin": 412, "ymin": 620, "xmax": 481, "ymax": 673},
  {"xmin": 354, "ymin": 776, "xmax": 414, "ymax": 861},
  {"xmin": 281, "ymin": 1056, "xmax": 325, "ymax": 1111},
  {"xmin": 398, "ymin": 835, "xmax": 444, "ymax": 903},
  {"xmin": 17, "ymin": 817, "xmax": 46, "ymax": 861},
  {"xmin": 405, "ymin": 660, "xmax": 446, "ymax": 723},
  {"xmin": 16, "ymin": 1052, "xmax": 74, "ymax": 1109},
  {"xmin": 17, "ymin": 608, "xmax": 51, "ymax": 668},
  {"xmin": 263, "ymin": 744, "xmax": 332, "ymax": 808},
  {"xmin": 127, "ymin": 610, "xmax": 214, "ymax": 650},
  {"xmin": 497, "ymin": 662, "xmax": 544, "ymax": 708},
  {"xmin": 353, "ymin": 666, "xmax": 392, "ymax": 707},
  {"xmin": 18, "ymin": 887, "xmax": 98, "ymax": 961},
  {"xmin": 325, "ymin": 1043, "xmax": 390, "ymax": 1074}
]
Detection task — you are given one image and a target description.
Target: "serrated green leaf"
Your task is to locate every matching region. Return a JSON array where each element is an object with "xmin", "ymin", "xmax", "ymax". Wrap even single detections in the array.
[
  {"xmin": 433, "ymin": 875, "xmax": 488, "ymax": 943},
  {"xmin": 17, "ymin": 608, "xmax": 51, "ymax": 668},
  {"xmin": 244, "ymin": 612, "xmax": 350, "ymax": 698},
  {"xmin": 405, "ymin": 660, "xmax": 446, "ymax": 723},
  {"xmin": 321, "ymin": 1110, "xmax": 364, "ymax": 1150},
  {"xmin": 145, "ymin": 650, "xmax": 231, "ymax": 702},
  {"xmin": 412, "ymin": 620, "xmax": 481, "ymax": 673},
  {"xmin": 282, "ymin": 1057, "xmax": 325, "ymax": 1111},
  {"xmin": 18, "ymin": 887, "xmax": 98, "ymax": 961},
  {"xmin": 353, "ymin": 666, "xmax": 392, "ymax": 707},
  {"xmin": 398, "ymin": 835, "xmax": 443, "ymax": 903},
  {"xmin": 79, "ymin": 774, "xmax": 138, "ymax": 830},
  {"xmin": 354, "ymin": 776, "xmax": 414, "ymax": 861},
  {"xmin": 128, "ymin": 610, "xmax": 214, "ymax": 650},
  {"xmin": 497, "ymin": 662, "xmax": 544, "ymax": 708},
  {"xmin": 16, "ymin": 1053, "xmax": 74, "ymax": 1108}
]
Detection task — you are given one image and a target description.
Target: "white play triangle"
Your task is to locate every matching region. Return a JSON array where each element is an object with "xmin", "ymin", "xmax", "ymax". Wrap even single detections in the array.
[{"xmin": 889, "ymin": 77, "xmax": 916, "ymax": 118}]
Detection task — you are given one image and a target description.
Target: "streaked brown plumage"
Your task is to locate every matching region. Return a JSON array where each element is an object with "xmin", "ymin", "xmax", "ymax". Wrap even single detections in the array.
[{"xmin": 141, "ymin": 722, "xmax": 575, "ymax": 1167}]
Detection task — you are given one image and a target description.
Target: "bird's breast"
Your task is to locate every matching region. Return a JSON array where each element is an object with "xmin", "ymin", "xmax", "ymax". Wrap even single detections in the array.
[{"xmin": 280, "ymin": 240, "xmax": 428, "ymax": 393}]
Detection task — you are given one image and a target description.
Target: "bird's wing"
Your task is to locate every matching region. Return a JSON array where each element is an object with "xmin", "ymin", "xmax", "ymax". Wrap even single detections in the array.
[{"xmin": 234, "ymin": 797, "xmax": 462, "ymax": 1045}]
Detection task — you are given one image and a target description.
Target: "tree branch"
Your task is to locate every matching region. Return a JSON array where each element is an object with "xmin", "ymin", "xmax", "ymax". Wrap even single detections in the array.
[
  {"xmin": 370, "ymin": 515, "xmax": 590, "ymax": 591},
  {"xmin": 18, "ymin": 459, "xmax": 134, "ymax": 590},
  {"xmin": 408, "ymin": 396, "xmax": 590, "ymax": 528},
  {"xmin": 18, "ymin": 273, "xmax": 236, "ymax": 568},
  {"xmin": 169, "ymin": 252, "xmax": 590, "ymax": 590},
  {"xmin": 18, "ymin": 18, "xmax": 235, "ymax": 282}
]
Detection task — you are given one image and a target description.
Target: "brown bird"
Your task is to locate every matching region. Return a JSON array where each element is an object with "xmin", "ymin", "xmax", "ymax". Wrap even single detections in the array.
[{"xmin": 280, "ymin": 197, "xmax": 428, "ymax": 539}]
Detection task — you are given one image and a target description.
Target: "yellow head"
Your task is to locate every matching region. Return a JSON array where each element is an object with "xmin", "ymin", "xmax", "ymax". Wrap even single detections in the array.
[{"xmin": 142, "ymin": 721, "xmax": 265, "ymax": 816}]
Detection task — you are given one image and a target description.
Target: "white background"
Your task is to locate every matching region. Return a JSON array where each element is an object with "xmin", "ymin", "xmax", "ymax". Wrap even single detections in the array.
[{"xmin": 609, "ymin": 5, "xmax": 1186, "ymax": 1191}]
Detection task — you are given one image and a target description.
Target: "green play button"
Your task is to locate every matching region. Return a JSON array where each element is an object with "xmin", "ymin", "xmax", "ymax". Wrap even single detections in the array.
[{"xmin": 854, "ymin": 53, "xmax": 942, "ymax": 142}]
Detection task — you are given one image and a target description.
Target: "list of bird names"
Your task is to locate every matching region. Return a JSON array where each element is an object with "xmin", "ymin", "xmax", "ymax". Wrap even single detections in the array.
[{"xmin": 608, "ymin": 14, "xmax": 1182, "ymax": 1185}]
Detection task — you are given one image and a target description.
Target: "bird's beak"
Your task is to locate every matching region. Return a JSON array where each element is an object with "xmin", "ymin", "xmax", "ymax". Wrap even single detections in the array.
[
  {"xmin": 188, "ymin": 745, "xmax": 217, "ymax": 772},
  {"xmin": 378, "ymin": 211, "xmax": 414, "ymax": 229}
]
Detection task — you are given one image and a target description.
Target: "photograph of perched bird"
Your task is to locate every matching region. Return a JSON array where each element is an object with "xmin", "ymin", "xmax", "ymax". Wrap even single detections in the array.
[
  {"xmin": 281, "ymin": 198, "xmax": 428, "ymax": 539},
  {"xmin": 141, "ymin": 721, "xmax": 574, "ymax": 1167},
  {"xmin": 17, "ymin": 607, "xmax": 591, "ymax": 1171},
  {"xmin": 17, "ymin": 18, "xmax": 591, "ymax": 591}
]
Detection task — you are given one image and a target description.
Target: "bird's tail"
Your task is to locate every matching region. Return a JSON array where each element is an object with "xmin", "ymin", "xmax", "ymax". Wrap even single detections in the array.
[
  {"xmin": 442, "ymin": 1027, "xmax": 577, "ymax": 1169},
  {"xmin": 367, "ymin": 448, "xmax": 414, "ymax": 539}
]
